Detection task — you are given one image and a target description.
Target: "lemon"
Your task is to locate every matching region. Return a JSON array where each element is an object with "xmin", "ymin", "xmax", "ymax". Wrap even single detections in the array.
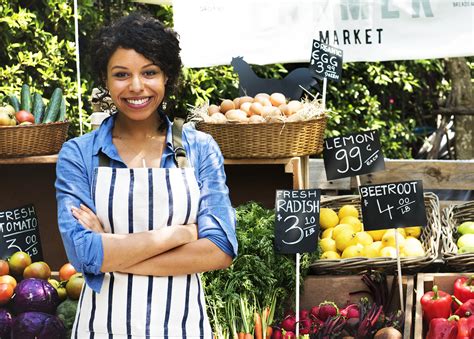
[
  {"xmin": 321, "ymin": 228, "xmax": 334, "ymax": 239},
  {"xmin": 382, "ymin": 229, "xmax": 406, "ymax": 251},
  {"xmin": 403, "ymin": 237, "xmax": 425, "ymax": 257},
  {"xmin": 339, "ymin": 216, "xmax": 362, "ymax": 232},
  {"xmin": 364, "ymin": 241, "xmax": 383, "ymax": 258},
  {"xmin": 457, "ymin": 234, "xmax": 474, "ymax": 249},
  {"xmin": 379, "ymin": 246, "xmax": 398, "ymax": 258},
  {"xmin": 342, "ymin": 244, "xmax": 364, "ymax": 258},
  {"xmin": 335, "ymin": 230, "xmax": 356, "ymax": 252},
  {"xmin": 338, "ymin": 205, "xmax": 359, "ymax": 219},
  {"xmin": 405, "ymin": 226, "xmax": 422, "ymax": 238},
  {"xmin": 320, "ymin": 251, "xmax": 341, "ymax": 259},
  {"xmin": 320, "ymin": 208, "xmax": 339, "ymax": 230},
  {"xmin": 332, "ymin": 223, "xmax": 356, "ymax": 239},
  {"xmin": 367, "ymin": 230, "xmax": 386, "ymax": 241},
  {"xmin": 320, "ymin": 238, "xmax": 337, "ymax": 253},
  {"xmin": 396, "ymin": 228, "xmax": 407, "ymax": 238},
  {"xmin": 349, "ymin": 231, "xmax": 374, "ymax": 247}
]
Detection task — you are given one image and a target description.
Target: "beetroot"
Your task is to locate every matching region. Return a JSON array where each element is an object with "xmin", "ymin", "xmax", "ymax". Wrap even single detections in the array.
[
  {"xmin": 280, "ymin": 315, "xmax": 296, "ymax": 332},
  {"xmin": 299, "ymin": 308, "xmax": 310, "ymax": 319},
  {"xmin": 310, "ymin": 305, "xmax": 319, "ymax": 318},
  {"xmin": 340, "ymin": 303, "xmax": 360, "ymax": 319},
  {"xmin": 317, "ymin": 301, "xmax": 339, "ymax": 321},
  {"xmin": 271, "ymin": 328, "xmax": 283, "ymax": 339},
  {"xmin": 300, "ymin": 317, "xmax": 312, "ymax": 329},
  {"xmin": 283, "ymin": 331, "xmax": 296, "ymax": 339}
]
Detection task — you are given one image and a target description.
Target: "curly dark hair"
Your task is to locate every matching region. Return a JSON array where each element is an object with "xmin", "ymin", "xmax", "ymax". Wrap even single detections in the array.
[{"xmin": 90, "ymin": 12, "xmax": 182, "ymax": 114}]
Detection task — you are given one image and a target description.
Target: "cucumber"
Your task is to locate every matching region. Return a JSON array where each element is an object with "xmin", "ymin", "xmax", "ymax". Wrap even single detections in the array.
[
  {"xmin": 8, "ymin": 95, "xmax": 20, "ymax": 112},
  {"xmin": 42, "ymin": 88, "xmax": 62, "ymax": 123},
  {"xmin": 57, "ymin": 96, "xmax": 67, "ymax": 122},
  {"xmin": 20, "ymin": 84, "xmax": 31, "ymax": 112},
  {"xmin": 32, "ymin": 93, "xmax": 45, "ymax": 124}
]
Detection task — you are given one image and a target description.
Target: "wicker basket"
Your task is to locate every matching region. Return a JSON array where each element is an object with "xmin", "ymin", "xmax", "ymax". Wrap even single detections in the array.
[
  {"xmin": 309, "ymin": 192, "xmax": 441, "ymax": 274},
  {"xmin": 0, "ymin": 122, "xmax": 69, "ymax": 158},
  {"xmin": 196, "ymin": 115, "xmax": 327, "ymax": 159},
  {"xmin": 441, "ymin": 201, "xmax": 474, "ymax": 271}
]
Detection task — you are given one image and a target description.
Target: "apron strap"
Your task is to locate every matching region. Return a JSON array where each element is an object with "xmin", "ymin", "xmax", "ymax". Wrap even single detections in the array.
[{"xmin": 172, "ymin": 117, "xmax": 189, "ymax": 168}]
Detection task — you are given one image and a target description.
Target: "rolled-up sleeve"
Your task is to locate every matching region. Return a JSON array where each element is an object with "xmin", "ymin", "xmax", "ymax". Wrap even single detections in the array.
[
  {"xmin": 55, "ymin": 141, "xmax": 104, "ymax": 292},
  {"xmin": 196, "ymin": 134, "xmax": 238, "ymax": 258}
]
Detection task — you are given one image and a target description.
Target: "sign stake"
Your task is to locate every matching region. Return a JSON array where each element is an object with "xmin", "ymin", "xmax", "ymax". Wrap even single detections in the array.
[
  {"xmin": 295, "ymin": 252, "xmax": 300, "ymax": 337},
  {"xmin": 395, "ymin": 233, "xmax": 405, "ymax": 312},
  {"xmin": 322, "ymin": 77, "xmax": 327, "ymax": 110}
]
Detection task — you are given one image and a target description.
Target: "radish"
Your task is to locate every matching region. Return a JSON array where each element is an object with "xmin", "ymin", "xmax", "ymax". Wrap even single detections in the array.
[
  {"xmin": 310, "ymin": 305, "xmax": 319, "ymax": 319},
  {"xmin": 271, "ymin": 329, "xmax": 282, "ymax": 339},
  {"xmin": 317, "ymin": 301, "xmax": 339, "ymax": 321},
  {"xmin": 299, "ymin": 308, "xmax": 310, "ymax": 320},
  {"xmin": 280, "ymin": 315, "xmax": 296, "ymax": 332},
  {"xmin": 340, "ymin": 303, "xmax": 360, "ymax": 319},
  {"xmin": 283, "ymin": 331, "xmax": 296, "ymax": 339}
]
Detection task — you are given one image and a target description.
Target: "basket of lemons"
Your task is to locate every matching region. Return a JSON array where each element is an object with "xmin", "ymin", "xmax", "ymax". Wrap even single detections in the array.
[
  {"xmin": 310, "ymin": 192, "xmax": 441, "ymax": 274},
  {"xmin": 441, "ymin": 201, "xmax": 474, "ymax": 271}
]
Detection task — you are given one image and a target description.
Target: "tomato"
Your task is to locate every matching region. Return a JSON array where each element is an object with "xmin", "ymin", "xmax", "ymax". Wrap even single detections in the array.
[
  {"xmin": 8, "ymin": 251, "xmax": 32, "ymax": 277},
  {"xmin": 0, "ymin": 275, "xmax": 17, "ymax": 289},
  {"xmin": 15, "ymin": 110, "xmax": 35, "ymax": 124},
  {"xmin": 48, "ymin": 278, "xmax": 67, "ymax": 301},
  {"xmin": 59, "ymin": 262, "xmax": 77, "ymax": 282},
  {"xmin": 0, "ymin": 283, "xmax": 14, "ymax": 305},
  {"xmin": 0, "ymin": 260, "xmax": 9, "ymax": 275},
  {"xmin": 23, "ymin": 261, "xmax": 51, "ymax": 280},
  {"xmin": 66, "ymin": 273, "xmax": 84, "ymax": 300}
]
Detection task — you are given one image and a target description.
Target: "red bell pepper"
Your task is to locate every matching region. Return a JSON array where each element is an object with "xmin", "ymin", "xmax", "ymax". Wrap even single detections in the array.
[
  {"xmin": 452, "ymin": 297, "xmax": 474, "ymax": 318},
  {"xmin": 457, "ymin": 315, "xmax": 474, "ymax": 339},
  {"xmin": 421, "ymin": 285, "xmax": 453, "ymax": 324},
  {"xmin": 426, "ymin": 315, "xmax": 459, "ymax": 339},
  {"xmin": 454, "ymin": 276, "xmax": 474, "ymax": 303}
]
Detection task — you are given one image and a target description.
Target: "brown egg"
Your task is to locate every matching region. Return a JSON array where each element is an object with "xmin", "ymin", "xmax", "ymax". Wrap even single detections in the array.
[
  {"xmin": 208, "ymin": 104, "xmax": 221, "ymax": 116},
  {"xmin": 270, "ymin": 93, "xmax": 287, "ymax": 107},
  {"xmin": 287, "ymin": 100, "xmax": 303, "ymax": 114},
  {"xmin": 239, "ymin": 96, "xmax": 254, "ymax": 105},
  {"xmin": 249, "ymin": 102, "xmax": 264, "ymax": 116},
  {"xmin": 239, "ymin": 102, "xmax": 252, "ymax": 116},
  {"xmin": 220, "ymin": 99, "xmax": 235, "ymax": 113},
  {"xmin": 254, "ymin": 93, "xmax": 270, "ymax": 99},
  {"xmin": 279, "ymin": 103, "xmax": 291, "ymax": 116},
  {"xmin": 210, "ymin": 112, "xmax": 227, "ymax": 123},
  {"xmin": 254, "ymin": 95, "xmax": 272, "ymax": 107},
  {"xmin": 249, "ymin": 115, "xmax": 266, "ymax": 123},
  {"xmin": 233, "ymin": 97, "xmax": 241, "ymax": 109},
  {"xmin": 225, "ymin": 109, "xmax": 248, "ymax": 122}
]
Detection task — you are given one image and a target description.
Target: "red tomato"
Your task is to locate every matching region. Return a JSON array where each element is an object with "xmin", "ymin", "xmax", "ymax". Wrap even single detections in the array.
[
  {"xmin": 59, "ymin": 262, "xmax": 77, "ymax": 281},
  {"xmin": 0, "ymin": 260, "xmax": 9, "ymax": 275},
  {"xmin": 66, "ymin": 273, "xmax": 84, "ymax": 300},
  {"xmin": 0, "ymin": 283, "xmax": 14, "ymax": 305},
  {"xmin": 0, "ymin": 275, "xmax": 17, "ymax": 289},
  {"xmin": 15, "ymin": 110, "xmax": 35, "ymax": 124}
]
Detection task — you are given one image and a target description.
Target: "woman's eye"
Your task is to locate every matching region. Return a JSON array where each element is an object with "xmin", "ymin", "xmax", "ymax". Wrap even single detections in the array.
[
  {"xmin": 144, "ymin": 70, "xmax": 158, "ymax": 76},
  {"xmin": 113, "ymin": 72, "xmax": 128, "ymax": 78}
]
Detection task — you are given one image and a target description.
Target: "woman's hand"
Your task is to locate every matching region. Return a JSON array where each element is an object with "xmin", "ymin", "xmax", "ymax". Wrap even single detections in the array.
[{"xmin": 71, "ymin": 204, "xmax": 105, "ymax": 233}]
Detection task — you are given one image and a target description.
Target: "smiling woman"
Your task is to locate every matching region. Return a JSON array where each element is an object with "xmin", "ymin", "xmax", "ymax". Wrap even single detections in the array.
[{"xmin": 55, "ymin": 11, "xmax": 237, "ymax": 339}]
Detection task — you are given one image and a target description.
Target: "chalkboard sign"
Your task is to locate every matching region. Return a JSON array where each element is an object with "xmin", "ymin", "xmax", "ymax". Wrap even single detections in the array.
[
  {"xmin": 323, "ymin": 130, "xmax": 385, "ymax": 180},
  {"xmin": 309, "ymin": 40, "xmax": 343, "ymax": 82},
  {"xmin": 274, "ymin": 189, "xmax": 320, "ymax": 254},
  {"xmin": 359, "ymin": 180, "xmax": 427, "ymax": 231},
  {"xmin": 0, "ymin": 204, "xmax": 43, "ymax": 261}
]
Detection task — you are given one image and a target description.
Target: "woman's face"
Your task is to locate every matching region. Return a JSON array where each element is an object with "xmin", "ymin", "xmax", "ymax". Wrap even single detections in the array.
[{"xmin": 106, "ymin": 47, "xmax": 167, "ymax": 122}]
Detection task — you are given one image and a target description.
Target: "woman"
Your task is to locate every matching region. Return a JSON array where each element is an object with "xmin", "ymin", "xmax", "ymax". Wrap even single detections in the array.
[{"xmin": 55, "ymin": 12, "xmax": 237, "ymax": 338}]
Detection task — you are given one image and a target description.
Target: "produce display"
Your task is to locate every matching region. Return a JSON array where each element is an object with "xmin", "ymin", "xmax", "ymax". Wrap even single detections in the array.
[
  {"xmin": 318, "ymin": 205, "xmax": 424, "ymax": 260},
  {"xmin": 420, "ymin": 275, "xmax": 474, "ymax": 338},
  {"xmin": 0, "ymin": 84, "xmax": 66, "ymax": 127},
  {"xmin": 0, "ymin": 251, "xmax": 82, "ymax": 338},
  {"xmin": 189, "ymin": 92, "xmax": 325, "ymax": 124}
]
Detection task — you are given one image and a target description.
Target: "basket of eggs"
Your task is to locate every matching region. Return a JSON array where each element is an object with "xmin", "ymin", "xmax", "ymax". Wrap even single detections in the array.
[{"xmin": 191, "ymin": 92, "xmax": 328, "ymax": 159}]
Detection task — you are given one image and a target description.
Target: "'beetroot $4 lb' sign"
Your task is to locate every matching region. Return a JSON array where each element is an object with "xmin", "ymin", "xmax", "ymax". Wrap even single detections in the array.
[
  {"xmin": 274, "ymin": 189, "xmax": 320, "ymax": 254},
  {"xmin": 0, "ymin": 204, "xmax": 43, "ymax": 262}
]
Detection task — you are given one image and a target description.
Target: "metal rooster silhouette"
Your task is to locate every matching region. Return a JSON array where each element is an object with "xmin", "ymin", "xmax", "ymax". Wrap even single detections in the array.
[{"xmin": 231, "ymin": 56, "xmax": 320, "ymax": 100}]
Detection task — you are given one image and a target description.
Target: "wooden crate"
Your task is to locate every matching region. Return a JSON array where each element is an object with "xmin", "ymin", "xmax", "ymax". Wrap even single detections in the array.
[
  {"xmin": 414, "ymin": 273, "xmax": 474, "ymax": 339},
  {"xmin": 301, "ymin": 274, "xmax": 414, "ymax": 339}
]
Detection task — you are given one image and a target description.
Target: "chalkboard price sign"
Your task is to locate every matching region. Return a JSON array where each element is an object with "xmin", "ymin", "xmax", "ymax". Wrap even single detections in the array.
[
  {"xmin": 274, "ymin": 189, "xmax": 320, "ymax": 254},
  {"xmin": 359, "ymin": 180, "xmax": 427, "ymax": 231},
  {"xmin": 309, "ymin": 40, "xmax": 343, "ymax": 82},
  {"xmin": 323, "ymin": 130, "xmax": 385, "ymax": 180},
  {"xmin": 0, "ymin": 204, "xmax": 43, "ymax": 262}
]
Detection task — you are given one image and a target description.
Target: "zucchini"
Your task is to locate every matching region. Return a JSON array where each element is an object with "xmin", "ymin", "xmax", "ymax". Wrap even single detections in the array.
[
  {"xmin": 57, "ymin": 96, "xmax": 67, "ymax": 122},
  {"xmin": 20, "ymin": 84, "xmax": 31, "ymax": 112},
  {"xmin": 32, "ymin": 93, "xmax": 45, "ymax": 124},
  {"xmin": 42, "ymin": 88, "xmax": 62, "ymax": 123},
  {"xmin": 8, "ymin": 95, "xmax": 20, "ymax": 112}
]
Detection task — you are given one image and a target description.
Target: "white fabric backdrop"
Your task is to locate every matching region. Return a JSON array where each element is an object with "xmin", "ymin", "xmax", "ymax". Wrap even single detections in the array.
[{"xmin": 172, "ymin": 0, "xmax": 474, "ymax": 67}]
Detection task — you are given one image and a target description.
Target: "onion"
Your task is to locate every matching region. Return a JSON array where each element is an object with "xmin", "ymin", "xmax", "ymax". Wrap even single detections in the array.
[{"xmin": 374, "ymin": 327, "xmax": 403, "ymax": 339}]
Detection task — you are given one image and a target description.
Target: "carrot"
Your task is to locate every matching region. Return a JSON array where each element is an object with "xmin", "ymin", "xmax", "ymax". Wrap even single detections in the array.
[
  {"xmin": 254, "ymin": 312, "xmax": 262, "ymax": 339},
  {"xmin": 238, "ymin": 333, "xmax": 245, "ymax": 339},
  {"xmin": 266, "ymin": 326, "xmax": 272, "ymax": 337},
  {"xmin": 244, "ymin": 334, "xmax": 253, "ymax": 339}
]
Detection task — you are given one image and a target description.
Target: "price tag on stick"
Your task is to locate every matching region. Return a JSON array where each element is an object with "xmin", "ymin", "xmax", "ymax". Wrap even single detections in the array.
[
  {"xmin": 323, "ymin": 130, "xmax": 385, "ymax": 180},
  {"xmin": 359, "ymin": 180, "xmax": 427, "ymax": 231},
  {"xmin": 274, "ymin": 189, "xmax": 320, "ymax": 254},
  {"xmin": 0, "ymin": 204, "xmax": 44, "ymax": 261},
  {"xmin": 309, "ymin": 40, "xmax": 343, "ymax": 82}
]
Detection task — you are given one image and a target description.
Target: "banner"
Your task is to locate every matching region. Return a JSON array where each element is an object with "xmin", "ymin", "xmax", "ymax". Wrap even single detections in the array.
[{"xmin": 172, "ymin": 0, "xmax": 474, "ymax": 67}]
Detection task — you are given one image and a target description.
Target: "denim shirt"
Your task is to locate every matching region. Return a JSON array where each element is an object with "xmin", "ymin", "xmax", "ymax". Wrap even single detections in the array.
[{"xmin": 55, "ymin": 114, "xmax": 238, "ymax": 292}]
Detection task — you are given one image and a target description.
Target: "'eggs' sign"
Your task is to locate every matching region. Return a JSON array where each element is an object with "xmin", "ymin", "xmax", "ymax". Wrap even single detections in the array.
[{"xmin": 309, "ymin": 40, "xmax": 343, "ymax": 82}]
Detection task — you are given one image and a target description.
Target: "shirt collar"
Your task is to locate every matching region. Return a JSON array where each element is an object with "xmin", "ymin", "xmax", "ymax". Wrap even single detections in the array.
[{"xmin": 92, "ymin": 113, "xmax": 175, "ymax": 159}]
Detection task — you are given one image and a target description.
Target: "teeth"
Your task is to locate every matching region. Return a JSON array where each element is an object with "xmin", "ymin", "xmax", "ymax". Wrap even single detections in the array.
[{"xmin": 126, "ymin": 98, "xmax": 149, "ymax": 105}]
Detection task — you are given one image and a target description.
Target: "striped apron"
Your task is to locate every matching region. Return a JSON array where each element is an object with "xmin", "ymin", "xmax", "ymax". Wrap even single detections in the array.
[{"xmin": 72, "ymin": 165, "xmax": 213, "ymax": 338}]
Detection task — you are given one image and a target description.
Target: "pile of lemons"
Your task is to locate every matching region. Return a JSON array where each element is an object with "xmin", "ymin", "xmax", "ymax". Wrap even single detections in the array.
[{"xmin": 318, "ymin": 205, "xmax": 425, "ymax": 259}]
